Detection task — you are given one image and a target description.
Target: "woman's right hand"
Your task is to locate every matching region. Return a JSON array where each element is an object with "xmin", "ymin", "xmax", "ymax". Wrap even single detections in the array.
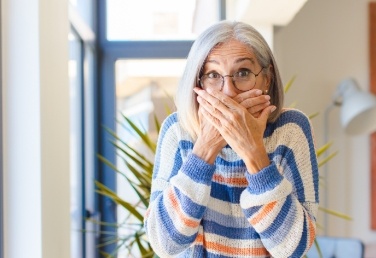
[
  {"xmin": 192, "ymin": 104, "xmax": 227, "ymax": 165},
  {"xmin": 192, "ymin": 88, "xmax": 270, "ymax": 164},
  {"xmin": 233, "ymin": 89, "xmax": 271, "ymax": 118}
]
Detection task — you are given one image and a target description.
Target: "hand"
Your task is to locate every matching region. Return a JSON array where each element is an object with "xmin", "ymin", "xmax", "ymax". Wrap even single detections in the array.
[
  {"xmin": 193, "ymin": 87, "xmax": 276, "ymax": 173},
  {"xmin": 233, "ymin": 89, "xmax": 271, "ymax": 118},
  {"xmin": 192, "ymin": 101, "xmax": 227, "ymax": 164}
]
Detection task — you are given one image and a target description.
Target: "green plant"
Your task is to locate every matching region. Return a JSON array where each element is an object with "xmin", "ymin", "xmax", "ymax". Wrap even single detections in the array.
[
  {"xmin": 96, "ymin": 114, "xmax": 159, "ymax": 258},
  {"xmin": 95, "ymin": 78, "xmax": 350, "ymax": 258}
]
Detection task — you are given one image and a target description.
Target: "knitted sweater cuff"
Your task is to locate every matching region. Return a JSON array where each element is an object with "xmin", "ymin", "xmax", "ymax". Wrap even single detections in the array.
[
  {"xmin": 245, "ymin": 162, "xmax": 284, "ymax": 194},
  {"xmin": 180, "ymin": 153, "xmax": 216, "ymax": 184}
]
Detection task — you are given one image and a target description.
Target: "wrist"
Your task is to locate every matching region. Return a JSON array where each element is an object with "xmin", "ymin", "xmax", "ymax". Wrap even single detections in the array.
[
  {"xmin": 193, "ymin": 138, "xmax": 221, "ymax": 164},
  {"xmin": 243, "ymin": 147, "xmax": 270, "ymax": 174}
]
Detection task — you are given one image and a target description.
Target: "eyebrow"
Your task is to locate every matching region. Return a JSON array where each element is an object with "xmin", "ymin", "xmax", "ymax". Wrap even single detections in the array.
[{"xmin": 205, "ymin": 57, "xmax": 255, "ymax": 65}]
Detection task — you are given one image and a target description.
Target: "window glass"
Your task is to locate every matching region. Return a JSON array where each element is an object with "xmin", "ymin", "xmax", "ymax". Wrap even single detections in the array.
[
  {"xmin": 106, "ymin": 0, "xmax": 219, "ymax": 40},
  {"xmin": 70, "ymin": 0, "xmax": 95, "ymax": 31}
]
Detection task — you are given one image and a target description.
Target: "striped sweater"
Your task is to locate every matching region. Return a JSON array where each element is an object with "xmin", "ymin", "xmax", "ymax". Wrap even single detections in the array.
[{"xmin": 144, "ymin": 109, "xmax": 319, "ymax": 258}]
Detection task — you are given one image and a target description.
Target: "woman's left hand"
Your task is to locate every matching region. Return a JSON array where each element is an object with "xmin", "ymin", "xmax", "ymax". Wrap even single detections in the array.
[{"xmin": 193, "ymin": 87, "xmax": 276, "ymax": 174}]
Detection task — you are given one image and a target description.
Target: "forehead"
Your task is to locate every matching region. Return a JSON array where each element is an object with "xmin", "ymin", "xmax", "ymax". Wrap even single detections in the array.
[{"xmin": 207, "ymin": 40, "xmax": 255, "ymax": 61}]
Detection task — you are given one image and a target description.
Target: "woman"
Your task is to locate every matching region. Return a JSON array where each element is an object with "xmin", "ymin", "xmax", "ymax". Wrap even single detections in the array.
[{"xmin": 144, "ymin": 20, "xmax": 319, "ymax": 258}]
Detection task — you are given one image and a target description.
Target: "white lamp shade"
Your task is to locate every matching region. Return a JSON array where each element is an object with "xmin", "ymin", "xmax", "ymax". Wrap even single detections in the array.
[{"xmin": 339, "ymin": 79, "xmax": 376, "ymax": 135}]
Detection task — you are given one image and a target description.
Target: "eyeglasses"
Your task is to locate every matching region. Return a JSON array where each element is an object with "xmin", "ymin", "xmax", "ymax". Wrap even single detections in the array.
[{"xmin": 198, "ymin": 67, "xmax": 265, "ymax": 92}]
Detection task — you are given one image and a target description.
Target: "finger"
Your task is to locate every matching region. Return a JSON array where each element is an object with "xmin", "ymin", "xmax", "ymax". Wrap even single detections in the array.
[
  {"xmin": 259, "ymin": 105, "xmax": 277, "ymax": 124},
  {"xmin": 240, "ymin": 94, "xmax": 270, "ymax": 109},
  {"xmin": 233, "ymin": 89, "xmax": 263, "ymax": 103},
  {"xmin": 247, "ymin": 100, "xmax": 271, "ymax": 115},
  {"xmin": 249, "ymin": 111, "xmax": 262, "ymax": 118},
  {"xmin": 197, "ymin": 95, "xmax": 227, "ymax": 125},
  {"xmin": 199, "ymin": 100, "xmax": 222, "ymax": 129},
  {"xmin": 197, "ymin": 87, "xmax": 239, "ymax": 113}
]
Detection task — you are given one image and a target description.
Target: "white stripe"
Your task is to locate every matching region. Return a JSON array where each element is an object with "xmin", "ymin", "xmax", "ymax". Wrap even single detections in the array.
[
  {"xmin": 207, "ymin": 197, "xmax": 244, "ymax": 217},
  {"xmin": 240, "ymin": 178, "xmax": 292, "ymax": 207},
  {"xmin": 170, "ymin": 171, "xmax": 211, "ymax": 205},
  {"xmin": 264, "ymin": 122, "xmax": 316, "ymax": 202}
]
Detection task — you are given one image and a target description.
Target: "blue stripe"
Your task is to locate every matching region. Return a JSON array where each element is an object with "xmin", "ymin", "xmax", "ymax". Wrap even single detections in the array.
[
  {"xmin": 270, "ymin": 146, "xmax": 306, "ymax": 202},
  {"xmin": 243, "ymin": 205, "xmax": 262, "ymax": 217},
  {"xmin": 180, "ymin": 153, "xmax": 215, "ymax": 184},
  {"xmin": 205, "ymin": 208, "xmax": 250, "ymax": 228},
  {"xmin": 179, "ymin": 140, "xmax": 193, "ymax": 150},
  {"xmin": 150, "ymin": 190, "xmax": 162, "ymax": 202},
  {"xmin": 157, "ymin": 197, "xmax": 198, "ymax": 245},
  {"xmin": 174, "ymin": 187, "xmax": 207, "ymax": 220},
  {"xmin": 210, "ymin": 181, "xmax": 244, "ymax": 203},
  {"xmin": 169, "ymin": 147, "xmax": 182, "ymax": 179},
  {"xmin": 245, "ymin": 163, "xmax": 283, "ymax": 195},
  {"xmin": 290, "ymin": 215, "xmax": 308, "ymax": 258},
  {"xmin": 262, "ymin": 198, "xmax": 298, "ymax": 249},
  {"xmin": 215, "ymin": 156, "xmax": 245, "ymax": 167},
  {"xmin": 261, "ymin": 195, "xmax": 292, "ymax": 238},
  {"xmin": 202, "ymin": 252, "xmax": 238, "ymax": 258},
  {"xmin": 203, "ymin": 220, "xmax": 260, "ymax": 239}
]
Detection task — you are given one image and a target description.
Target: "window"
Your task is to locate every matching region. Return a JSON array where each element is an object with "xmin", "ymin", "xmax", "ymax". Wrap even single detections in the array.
[{"xmin": 106, "ymin": 0, "xmax": 220, "ymax": 41}]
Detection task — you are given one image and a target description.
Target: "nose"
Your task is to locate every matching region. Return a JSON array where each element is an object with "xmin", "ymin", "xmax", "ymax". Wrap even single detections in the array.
[{"xmin": 222, "ymin": 76, "xmax": 238, "ymax": 97}]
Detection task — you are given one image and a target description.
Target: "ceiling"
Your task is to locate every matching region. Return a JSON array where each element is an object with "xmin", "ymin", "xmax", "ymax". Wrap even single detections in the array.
[{"xmin": 226, "ymin": 0, "xmax": 308, "ymax": 26}]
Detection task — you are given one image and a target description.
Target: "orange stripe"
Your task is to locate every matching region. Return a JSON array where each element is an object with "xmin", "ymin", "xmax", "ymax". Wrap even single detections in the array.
[
  {"xmin": 250, "ymin": 201, "xmax": 277, "ymax": 225},
  {"xmin": 212, "ymin": 174, "xmax": 248, "ymax": 187},
  {"xmin": 308, "ymin": 217, "xmax": 316, "ymax": 246},
  {"xmin": 196, "ymin": 233, "xmax": 269, "ymax": 256},
  {"xmin": 195, "ymin": 233, "xmax": 203, "ymax": 243},
  {"xmin": 167, "ymin": 188, "xmax": 200, "ymax": 228}
]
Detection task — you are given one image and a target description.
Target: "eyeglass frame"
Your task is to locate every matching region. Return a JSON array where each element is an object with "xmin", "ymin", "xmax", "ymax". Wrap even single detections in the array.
[{"xmin": 198, "ymin": 67, "xmax": 265, "ymax": 92}]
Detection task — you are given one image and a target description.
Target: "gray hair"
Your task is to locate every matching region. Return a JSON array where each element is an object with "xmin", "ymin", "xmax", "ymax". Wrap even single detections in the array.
[{"xmin": 175, "ymin": 20, "xmax": 284, "ymax": 140}]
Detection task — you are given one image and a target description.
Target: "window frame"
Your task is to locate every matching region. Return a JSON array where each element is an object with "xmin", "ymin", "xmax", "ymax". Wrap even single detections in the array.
[
  {"xmin": 69, "ymin": 2, "xmax": 99, "ymax": 257},
  {"xmin": 0, "ymin": 0, "xmax": 3, "ymax": 257}
]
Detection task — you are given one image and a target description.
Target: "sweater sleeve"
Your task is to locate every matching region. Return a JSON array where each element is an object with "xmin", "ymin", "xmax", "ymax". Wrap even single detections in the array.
[
  {"xmin": 240, "ymin": 109, "xmax": 319, "ymax": 258},
  {"xmin": 144, "ymin": 114, "xmax": 215, "ymax": 257}
]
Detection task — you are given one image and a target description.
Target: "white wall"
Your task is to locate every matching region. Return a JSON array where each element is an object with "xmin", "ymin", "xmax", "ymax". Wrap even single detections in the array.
[
  {"xmin": 275, "ymin": 0, "xmax": 376, "ymax": 245},
  {"xmin": 2, "ymin": 0, "xmax": 71, "ymax": 257}
]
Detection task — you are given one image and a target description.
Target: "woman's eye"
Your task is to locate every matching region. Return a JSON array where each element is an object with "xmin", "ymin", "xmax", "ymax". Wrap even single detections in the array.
[
  {"xmin": 235, "ymin": 70, "xmax": 250, "ymax": 78},
  {"xmin": 207, "ymin": 72, "xmax": 221, "ymax": 79}
]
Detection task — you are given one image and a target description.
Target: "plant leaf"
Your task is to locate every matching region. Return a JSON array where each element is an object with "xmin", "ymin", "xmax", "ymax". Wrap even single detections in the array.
[
  {"xmin": 284, "ymin": 75, "xmax": 296, "ymax": 93},
  {"xmin": 318, "ymin": 151, "xmax": 338, "ymax": 167},
  {"xmin": 95, "ymin": 181, "xmax": 144, "ymax": 222},
  {"xmin": 316, "ymin": 142, "xmax": 333, "ymax": 157},
  {"xmin": 319, "ymin": 206, "xmax": 352, "ymax": 220}
]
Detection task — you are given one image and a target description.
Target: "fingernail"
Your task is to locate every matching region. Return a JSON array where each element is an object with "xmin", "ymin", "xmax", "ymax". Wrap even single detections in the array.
[
  {"xmin": 270, "ymin": 106, "xmax": 277, "ymax": 113},
  {"xmin": 255, "ymin": 89, "xmax": 262, "ymax": 95},
  {"xmin": 264, "ymin": 95, "xmax": 270, "ymax": 101}
]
